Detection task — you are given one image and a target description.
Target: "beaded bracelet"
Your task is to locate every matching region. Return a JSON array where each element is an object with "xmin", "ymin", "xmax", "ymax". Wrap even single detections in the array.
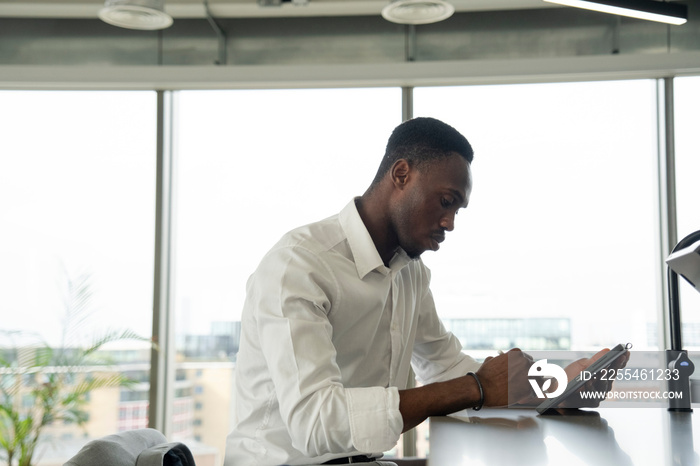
[{"xmin": 466, "ymin": 372, "xmax": 484, "ymax": 411}]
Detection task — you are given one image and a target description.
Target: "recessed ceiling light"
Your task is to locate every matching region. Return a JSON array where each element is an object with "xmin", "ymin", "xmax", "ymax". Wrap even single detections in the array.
[
  {"xmin": 381, "ymin": 0, "xmax": 455, "ymax": 25},
  {"xmin": 99, "ymin": 0, "xmax": 173, "ymax": 30}
]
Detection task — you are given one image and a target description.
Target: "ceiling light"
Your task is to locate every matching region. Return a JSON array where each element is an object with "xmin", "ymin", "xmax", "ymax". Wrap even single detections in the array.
[
  {"xmin": 543, "ymin": 0, "xmax": 688, "ymax": 25},
  {"xmin": 381, "ymin": 0, "xmax": 455, "ymax": 25},
  {"xmin": 99, "ymin": 0, "xmax": 173, "ymax": 30}
]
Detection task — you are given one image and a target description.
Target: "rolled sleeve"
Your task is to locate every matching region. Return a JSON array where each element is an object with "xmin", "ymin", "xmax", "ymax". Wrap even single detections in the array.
[{"xmin": 345, "ymin": 387, "xmax": 403, "ymax": 453}]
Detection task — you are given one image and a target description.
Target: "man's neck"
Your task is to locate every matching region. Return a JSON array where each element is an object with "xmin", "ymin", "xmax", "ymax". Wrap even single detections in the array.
[{"xmin": 355, "ymin": 193, "xmax": 399, "ymax": 267}]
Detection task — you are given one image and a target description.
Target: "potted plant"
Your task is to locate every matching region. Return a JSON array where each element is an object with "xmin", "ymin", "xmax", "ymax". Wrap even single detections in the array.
[{"xmin": 0, "ymin": 272, "xmax": 151, "ymax": 466}]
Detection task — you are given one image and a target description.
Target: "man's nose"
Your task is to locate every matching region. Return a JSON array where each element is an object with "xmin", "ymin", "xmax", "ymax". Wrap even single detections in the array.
[{"xmin": 440, "ymin": 213, "xmax": 455, "ymax": 232}]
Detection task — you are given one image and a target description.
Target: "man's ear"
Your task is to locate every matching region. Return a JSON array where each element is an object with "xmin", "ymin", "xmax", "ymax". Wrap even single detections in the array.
[{"xmin": 390, "ymin": 159, "xmax": 411, "ymax": 190}]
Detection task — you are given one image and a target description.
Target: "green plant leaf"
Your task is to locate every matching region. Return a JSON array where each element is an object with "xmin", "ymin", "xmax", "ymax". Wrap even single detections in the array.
[{"xmin": 0, "ymin": 270, "xmax": 151, "ymax": 466}]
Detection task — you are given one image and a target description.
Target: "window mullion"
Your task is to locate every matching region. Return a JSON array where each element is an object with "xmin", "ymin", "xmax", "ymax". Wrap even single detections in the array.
[{"xmin": 149, "ymin": 90, "xmax": 178, "ymax": 436}]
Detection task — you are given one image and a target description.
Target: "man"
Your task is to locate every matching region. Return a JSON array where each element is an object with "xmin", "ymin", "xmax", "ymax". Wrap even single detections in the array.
[{"xmin": 225, "ymin": 117, "xmax": 617, "ymax": 466}]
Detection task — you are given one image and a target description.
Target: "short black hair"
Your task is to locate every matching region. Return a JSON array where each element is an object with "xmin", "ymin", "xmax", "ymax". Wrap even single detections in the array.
[{"xmin": 370, "ymin": 117, "xmax": 473, "ymax": 186}]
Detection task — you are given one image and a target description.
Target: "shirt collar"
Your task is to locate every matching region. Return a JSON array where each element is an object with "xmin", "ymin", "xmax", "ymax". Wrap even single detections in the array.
[{"xmin": 339, "ymin": 198, "xmax": 411, "ymax": 279}]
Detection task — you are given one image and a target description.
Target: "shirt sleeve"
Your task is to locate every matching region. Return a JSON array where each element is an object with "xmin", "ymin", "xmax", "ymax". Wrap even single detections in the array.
[
  {"xmin": 251, "ymin": 245, "xmax": 403, "ymax": 457},
  {"xmin": 410, "ymin": 266, "xmax": 482, "ymax": 384}
]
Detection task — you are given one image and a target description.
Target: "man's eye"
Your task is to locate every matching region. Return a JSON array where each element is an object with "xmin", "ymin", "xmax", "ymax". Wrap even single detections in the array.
[{"xmin": 441, "ymin": 197, "xmax": 453, "ymax": 208}]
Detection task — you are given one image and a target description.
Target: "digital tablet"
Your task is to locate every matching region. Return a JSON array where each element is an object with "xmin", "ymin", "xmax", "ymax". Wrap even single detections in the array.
[{"xmin": 536, "ymin": 343, "xmax": 631, "ymax": 414}]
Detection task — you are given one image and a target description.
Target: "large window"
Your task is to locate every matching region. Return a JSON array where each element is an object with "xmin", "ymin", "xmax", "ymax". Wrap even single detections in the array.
[
  {"xmin": 172, "ymin": 88, "xmax": 401, "ymax": 460},
  {"xmin": 414, "ymin": 80, "xmax": 659, "ymax": 352},
  {"xmin": 2, "ymin": 76, "xmax": 696, "ymax": 465},
  {"xmin": 674, "ymin": 77, "xmax": 700, "ymax": 349},
  {"xmin": 0, "ymin": 91, "xmax": 156, "ymax": 462}
]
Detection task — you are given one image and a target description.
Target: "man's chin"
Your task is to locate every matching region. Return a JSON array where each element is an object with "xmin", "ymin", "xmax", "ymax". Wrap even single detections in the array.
[
  {"xmin": 399, "ymin": 238, "xmax": 429, "ymax": 259},
  {"xmin": 405, "ymin": 248, "xmax": 426, "ymax": 260}
]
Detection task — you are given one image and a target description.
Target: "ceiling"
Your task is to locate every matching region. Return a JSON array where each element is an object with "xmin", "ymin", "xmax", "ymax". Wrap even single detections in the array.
[{"xmin": 0, "ymin": 0, "xmax": 550, "ymax": 19}]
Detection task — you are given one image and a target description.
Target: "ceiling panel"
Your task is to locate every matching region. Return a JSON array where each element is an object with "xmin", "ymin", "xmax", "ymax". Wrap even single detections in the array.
[{"xmin": 0, "ymin": 0, "xmax": 550, "ymax": 19}]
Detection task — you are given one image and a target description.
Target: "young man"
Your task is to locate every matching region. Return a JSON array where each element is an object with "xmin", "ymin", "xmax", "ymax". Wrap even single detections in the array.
[{"xmin": 225, "ymin": 117, "xmax": 614, "ymax": 466}]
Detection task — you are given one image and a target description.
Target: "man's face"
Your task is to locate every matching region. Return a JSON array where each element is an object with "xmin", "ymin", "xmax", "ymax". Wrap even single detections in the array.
[{"xmin": 391, "ymin": 152, "xmax": 472, "ymax": 259}]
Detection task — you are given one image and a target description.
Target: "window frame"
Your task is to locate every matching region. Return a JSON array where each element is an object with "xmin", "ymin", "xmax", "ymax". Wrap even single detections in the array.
[{"xmin": 3, "ymin": 66, "xmax": 698, "ymax": 460}]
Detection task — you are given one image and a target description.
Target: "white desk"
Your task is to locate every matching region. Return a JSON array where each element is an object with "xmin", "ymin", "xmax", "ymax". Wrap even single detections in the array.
[{"xmin": 428, "ymin": 407, "xmax": 700, "ymax": 465}]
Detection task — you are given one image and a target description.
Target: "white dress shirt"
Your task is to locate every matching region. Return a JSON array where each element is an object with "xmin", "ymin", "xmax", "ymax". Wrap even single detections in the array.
[{"xmin": 225, "ymin": 199, "xmax": 481, "ymax": 466}]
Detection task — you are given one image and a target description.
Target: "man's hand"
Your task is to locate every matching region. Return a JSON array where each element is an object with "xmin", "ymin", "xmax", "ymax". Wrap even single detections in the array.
[
  {"xmin": 398, "ymin": 349, "xmax": 533, "ymax": 431},
  {"xmin": 477, "ymin": 348, "xmax": 534, "ymax": 407},
  {"xmin": 476, "ymin": 347, "xmax": 631, "ymax": 409},
  {"xmin": 559, "ymin": 348, "xmax": 630, "ymax": 408}
]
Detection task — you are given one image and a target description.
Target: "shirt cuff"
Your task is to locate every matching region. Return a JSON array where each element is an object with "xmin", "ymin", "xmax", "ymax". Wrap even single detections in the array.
[{"xmin": 345, "ymin": 386, "xmax": 403, "ymax": 453}]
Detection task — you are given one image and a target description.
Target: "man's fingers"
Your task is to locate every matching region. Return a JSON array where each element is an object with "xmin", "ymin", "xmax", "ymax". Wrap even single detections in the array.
[{"xmin": 588, "ymin": 348, "xmax": 610, "ymax": 365}]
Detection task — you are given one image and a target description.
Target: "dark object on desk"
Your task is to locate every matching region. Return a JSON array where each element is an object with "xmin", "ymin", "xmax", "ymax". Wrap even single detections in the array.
[{"xmin": 665, "ymin": 229, "xmax": 700, "ymax": 412}]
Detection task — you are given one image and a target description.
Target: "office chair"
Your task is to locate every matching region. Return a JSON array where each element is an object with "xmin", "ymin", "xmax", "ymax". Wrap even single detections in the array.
[{"xmin": 63, "ymin": 428, "xmax": 196, "ymax": 466}]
